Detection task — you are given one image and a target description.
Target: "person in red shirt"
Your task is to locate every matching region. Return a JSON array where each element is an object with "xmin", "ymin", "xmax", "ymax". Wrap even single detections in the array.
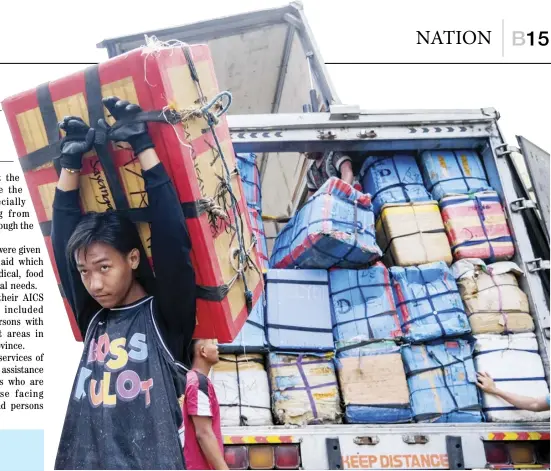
[{"xmin": 180, "ymin": 339, "xmax": 228, "ymax": 470}]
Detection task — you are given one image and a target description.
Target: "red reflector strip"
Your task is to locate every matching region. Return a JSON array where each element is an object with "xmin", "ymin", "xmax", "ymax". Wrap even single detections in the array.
[
  {"xmin": 224, "ymin": 435, "xmax": 296, "ymax": 445},
  {"xmin": 488, "ymin": 465, "xmax": 548, "ymax": 470},
  {"xmin": 488, "ymin": 432, "xmax": 550, "ymax": 441}
]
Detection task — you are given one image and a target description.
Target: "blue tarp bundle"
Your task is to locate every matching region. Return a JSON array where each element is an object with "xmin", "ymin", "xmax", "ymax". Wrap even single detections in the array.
[
  {"xmin": 265, "ymin": 269, "xmax": 334, "ymax": 351},
  {"xmin": 335, "ymin": 340, "xmax": 413, "ymax": 423},
  {"xmin": 219, "ymin": 295, "xmax": 267, "ymax": 353},
  {"xmin": 236, "ymin": 152, "xmax": 262, "ymax": 211},
  {"xmin": 360, "ymin": 155, "xmax": 431, "ymax": 216},
  {"xmin": 329, "ymin": 263, "xmax": 403, "ymax": 342},
  {"xmin": 270, "ymin": 178, "xmax": 382, "ymax": 269},
  {"xmin": 419, "ymin": 150, "xmax": 491, "ymax": 201},
  {"xmin": 401, "ymin": 339, "xmax": 483, "ymax": 423},
  {"xmin": 390, "ymin": 261, "xmax": 471, "ymax": 343}
]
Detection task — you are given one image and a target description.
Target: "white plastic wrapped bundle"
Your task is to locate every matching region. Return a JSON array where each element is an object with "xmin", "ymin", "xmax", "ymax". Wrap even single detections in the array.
[
  {"xmin": 210, "ymin": 354, "xmax": 273, "ymax": 427},
  {"xmin": 474, "ymin": 333, "xmax": 550, "ymax": 422}
]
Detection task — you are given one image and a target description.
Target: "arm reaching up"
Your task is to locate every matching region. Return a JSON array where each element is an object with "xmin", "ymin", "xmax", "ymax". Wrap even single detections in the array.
[
  {"xmin": 99, "ymin": 97, "xmax": 196, "ymax": 366},
  {"xmin": 51, "ymin": 117, "xmax": 101, "ymax": 336}
]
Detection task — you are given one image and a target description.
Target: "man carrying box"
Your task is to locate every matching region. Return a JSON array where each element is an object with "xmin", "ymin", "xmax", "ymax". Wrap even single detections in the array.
[{"xmin": 52, "ymin": 97, "xmax": 198, "ymax": 470}]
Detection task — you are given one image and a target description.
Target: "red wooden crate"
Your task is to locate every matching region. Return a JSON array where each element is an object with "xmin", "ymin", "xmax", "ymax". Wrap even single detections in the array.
[{"xmin": 2, "ymin": 44, "xmax": 263, "ymax": 343}]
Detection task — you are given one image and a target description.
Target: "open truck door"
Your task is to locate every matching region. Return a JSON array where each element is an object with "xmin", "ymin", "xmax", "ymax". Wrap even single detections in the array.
[{"xmin": 516, "ymin": 136, "xmax": 550, "ymax": 242}]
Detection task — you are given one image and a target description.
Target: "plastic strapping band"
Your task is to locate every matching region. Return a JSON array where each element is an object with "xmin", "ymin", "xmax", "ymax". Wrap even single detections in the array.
[
  {"xmin": 396, "ymin": 289, "xmax": 461, "ymax": 305},
  {"xmin": 483, "ymin": 406, "xmax": 522, "ymax": 411},
  {"xmin": 451, "ymin": 236, "xmax": 512, "ymax": 251},
  {"xmin": 383, "ymin": 229, "xmax": 446, "ymax": 256},
  {"xmin": 407, "ymin": 355, "xmax": 473, "ymax": 378},
  {"xmin": 245, "ymin": 319, "xmax": 264, "ymax": 330},
  {"xmin": 473, "ymin": 348, "xmax": 539, "ymax": 357},
  {"xmin": 356, "ymin": 269, "xmax": 374, "ymax": 338},
  {"xmin": 36, "ymin": 83, "xmax": 62, "ymax": 176},
  {"xmin": 428, "ymin": 176, "xmax": 488, "ymax": 193},
  {"xmin": 336, "ymin": 340, "xmax": 387, "ymax": 354},
  {"xmin": 473, "ymin": 194, "xmax": 496, "ymax": 262},
  {"xmin": 84, "ymin": 65, "xmax": 129, "ymax": 213},
  {"xmin": 236, "ymin": 357, "xmax": 244, "ymax": 425},
  {"xmin": 18, "ymin": 108, "xmax": 180, "ymax": 173},
  {"xmin": 39, "ymin": 201, "xmax": 204, "ymax": 237},
  {"xmin": 268, "ymin": 279, "xmax": 328, "ymax": 286},
  {"xmin": 371, "ymin": 182, "xmax": 420, "ymax": 202},
  {"xmin": 285, "ymin": 381, "xmax": 337, "ymax": 392},
  {"xmin": 266, "ymin": 323, "xmax": 332, "ymax": 334},
  {"xmin": 493, "ymin": 376, "xmax": 546, "ymax": 382},
  {"xmin": 400, "ymin": 308, "xmax": 466, "ymax": 326},
  {"xmin": 330, "ymin": 282, "xmax": 391, "ymax": 297},
  {"xmin": 296, "ymin": 355, "xmax": 318, "ymax": 419},
  {"xmin": 348, "ymin": 402, "xmax": 411, "ymax": 409},
  {"xmin": 332, "ymin": 309, "xmax": 398, "ymax": 329},
  {"xmin": 270, "ymin": 358, "xmax": 329, "ymax": 369},
  {"xmin": 404, "ymin": 267, "xmax": 448, "ymax": 337},
  {"xmin": 439, "ymin": 194, "xmax": 501, "ymax": 208},
  {"xmin": 428, "ymin": 350, "xmax": 460, "ymax": 411},
  {"xmin": 488, "ymin": 269, "xmax": 506, "ymax": 330}
]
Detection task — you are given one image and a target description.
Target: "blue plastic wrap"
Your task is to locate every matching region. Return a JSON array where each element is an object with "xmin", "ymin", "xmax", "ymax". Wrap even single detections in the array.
[
  {"xmin": 420, "ymin": 150, "xmax": 491, "ymax": 201},
  {"xmin": 360, "ymin": 155, "xmax": 431, "ymax": 216},
  {"xmin": 266, "ymin": 269, "xmax": 334, "ymax": 351},
  {"xmin": 401, "ymin": 339, "xmax": 483, "ymax": 423},
  {"xmin": 236, "ymin": 152, "xmax": 262, "ymax": 211},
  {"xmin": 390, "ymin": 261, "xmax": 471, "ymax": 343},
  {"xmin": 336, "ymin": 340, "xmax": 413, "ymax": 423},
  {"xmin": 219, "ymin": 295, "xmax": 266, "ymax": 353},
  {"xmin": 329, "ymin": 263, "xmax": 402, "ymax": 343},
  {"xmin": 270, "ymin": 178, "xmax": 382, "ymax": 269}
]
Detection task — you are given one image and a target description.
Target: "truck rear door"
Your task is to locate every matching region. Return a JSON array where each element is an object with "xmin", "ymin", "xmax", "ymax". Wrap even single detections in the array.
[{"xmin": 517, "ymin": 136, "xmax": 550, "ymax": 241}]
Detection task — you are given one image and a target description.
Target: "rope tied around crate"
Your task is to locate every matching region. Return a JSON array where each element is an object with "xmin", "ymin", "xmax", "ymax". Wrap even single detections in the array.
[
  {"xmin": 135, "ymin": 37, "xmax": 262, "ymax": 310},
  {"xmin": 172, "ymin": 49, "xmax": 258, "ymax": 311}
]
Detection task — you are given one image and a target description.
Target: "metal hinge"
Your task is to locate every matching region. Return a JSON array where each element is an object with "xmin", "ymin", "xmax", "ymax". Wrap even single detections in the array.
[
  {"xmin": 403, "ymin": 434, "xmax": 429, "ymax": 445},
  {"xmin": 318, "ymin": 130, "xmax": 337, "ymax": 140},
  {"xmin": 495, "ymin": 143, "xmax": 521, "ymax": 157},
  {"xmin": 357, "ymin": 129, "xmax": 377, "ymax": 139},
  {"xmin": 526, "ymin": 258, "xmax": 551, "ymax": 272},
  {"xmin": 354, "ymin": 436, "xmax": 380, "ymax": 446},
  {"xmin": 510, "ymin": 198, "xmax": 538, "ymax": 212}
]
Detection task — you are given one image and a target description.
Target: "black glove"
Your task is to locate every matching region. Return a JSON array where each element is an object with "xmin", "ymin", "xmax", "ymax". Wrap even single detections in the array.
[
  {"xmin": 98, "ymin": 96, "xmax": 155, "ymax": 156},
  {"xmin": 57, "ymin": 116, "xmax": 95, "ymax": 170},
  {"xmin": 58, "ymin": 116, "xmax": 96, "ymax": 170}
]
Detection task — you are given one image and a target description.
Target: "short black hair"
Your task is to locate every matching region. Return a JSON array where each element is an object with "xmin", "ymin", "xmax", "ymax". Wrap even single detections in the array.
[
  {"xmin": 187, "ymin": 339, "xmax": 199, "ymax": 366},
  {"xmin": 66, "ymin": 211, "xmax": 155, "ymax": 292},
  {"xmin": 66, "ymin": 211, "xmax": 142, "ymax": 264}
]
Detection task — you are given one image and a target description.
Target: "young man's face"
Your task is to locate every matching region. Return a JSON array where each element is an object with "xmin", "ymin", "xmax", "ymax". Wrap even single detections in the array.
[
  {"xmin": 198, "ymin": 339, "xmax": 220, "ymax": 365},
  {"xmin": 75, "ymin": 242, "xmax": 139, "ymax": 309}
]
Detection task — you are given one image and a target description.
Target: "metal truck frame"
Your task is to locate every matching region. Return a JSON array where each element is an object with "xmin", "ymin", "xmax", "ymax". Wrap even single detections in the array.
[
  {"xmin": 97, "ymin": 4, "xmax": 550, "ymax": 469},
  {"xmin": 221, "ymin": 107, "xmax": 550, "ymax": 470}
]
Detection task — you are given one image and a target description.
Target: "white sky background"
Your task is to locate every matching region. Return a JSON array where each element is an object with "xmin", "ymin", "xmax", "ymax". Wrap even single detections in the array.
[{"xmin": 0, "ymin": 0, "xmax": 549, "ymax": 469}]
